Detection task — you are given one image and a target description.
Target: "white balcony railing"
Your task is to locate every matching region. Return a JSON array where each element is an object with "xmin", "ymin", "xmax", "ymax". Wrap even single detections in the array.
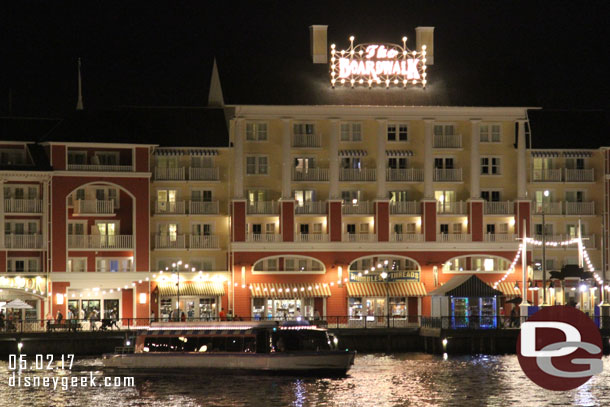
[
  {"xmin": 433, "ymin": 134, "xmax": 462, "ymax": 148},
  {"xmin": 531, "ymin": 168, "xmax": 562, "ymax": 182},
  {"xmin": 294, "ymin": 233, "xmax": 329, "ymax": 242},
  {"xmin": 295, "ymin": 201, "xmax": 326, "ymax": 215},
  {"xmin": 67, "ymin": 164, "xmax": 132, "ymax": 172},
  {"xmin": 292, "ymin": 168, "xmax": 329, "ymax": 182},
  {"xmin": 484, "ymin": 201, "xmax": 514, "ymax": 215},
  {"xmin": 532, "ymin": 202, "xmax": 564, "ymax": 215},
  {"xmin": 390, "ymin": 201, "xmax": 421, "ymax": 215},
  {"xmin": 189, "ymin": 201, "xmax": 219, "ymax": 215},
  {"xmin": 437, "ymin": 201, "xmax": 467, "ymax": 214},
  {"xmin": 434, "ymin": 168, "xmax": 462, "ymax": 182},
  {"xmin": 189, "ymin": 167, "xmax": 220, "ymax": 181},
  {"xmin": 565, "ymin": 168, "xmax": 594, "ymax": 182},
  {"xmin": 68, "ymin": 235, "xmax": 133, "ymax": 249},
  {"xmin": 437, "ymin": 233, "xmax": 472, "ymax": 242},
  {"xmin": 340, "ymin": 168, "xmax": 376, "ymax": 182},
  {"xmin": 155, "ymin": 167, "xmax": 186, "ymax": 181},
  {"xmin": 343, "ymin": 233, "xmax": 377, "ymax": 242},
  {"xmin": 155, "ymin": 200, "xmax": 186, "ymax": 215},
  {"xmin": 292, "ymin": 133, "xmax": 322, "ymax": 148},
  {"xmin": 247, "ymin": 201, "xmax": 279, "ymax": 215},
  {"xmin": 74, "ymin": 200, "xmax": 114, "ymax": 215},
  {"xmin": 483, "ymin": 234, "xmax": 518, "ymax": 242},
  {"xmin": 391, "ymin": 233, "xmax": 424, "ymax": 242},
  {"xmin": 386, "ymin": 168, "xmax": 424, "ymax": 182},
  {"xmin": 4, "ymin": 199, "xmax": 42, "ymax": 213},
  {"xmin": 189, "ymin": 235, "xmax": 219, "ymax": 249},
  {"xmin": 155, "ymin": 234, "xmax": 186, "ymax": 249},
  {"xmin": 565, "ymin": 201, "xmax": 595, "ymax": 216},
  {"xmin": 4, "ymin": 234, "xmax": 43, "ymax": 249},
  {"xmin": 246, "ymin": 233, "xmax": 281, "ymax": 242},
  {"xmin": 342, "ymin": 201, "xmax": 374, "ymax": 215}
]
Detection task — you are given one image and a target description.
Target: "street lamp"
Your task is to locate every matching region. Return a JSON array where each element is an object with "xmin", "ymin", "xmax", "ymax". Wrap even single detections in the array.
[
  {"xmin": 380, "ymin": 259, "xmax": 390, "ymax": 328},
  {"xmin": 542, "ymin": 190, "xmax": 549, "ymax": 305}
]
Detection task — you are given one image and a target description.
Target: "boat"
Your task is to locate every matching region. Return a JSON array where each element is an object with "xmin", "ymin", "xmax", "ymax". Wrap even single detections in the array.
[{"xmin": 102, "ymin": 320, "xmax": 356, "ymax": 375}]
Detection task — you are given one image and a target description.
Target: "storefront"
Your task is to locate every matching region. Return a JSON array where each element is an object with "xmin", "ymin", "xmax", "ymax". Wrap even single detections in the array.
[
  {"xmin": 250, "ymin": 283, "xmax": 330, "ymax": 320},
  {"xmin": 0, "ymin": 275, "xmax": 47, "ymax": 321},
  {"xmin": 157, "ymin": 281, "xmax": 224, "ymax": 321},
  {"xmin": 65, "ymin": 289, "xmax": 122, "ymax": 322}
]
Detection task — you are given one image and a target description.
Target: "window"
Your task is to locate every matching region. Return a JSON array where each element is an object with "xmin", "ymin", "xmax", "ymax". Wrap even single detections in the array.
[
  {"xmin": 0, "ymin": 149, "xmax": 26, "ymax": 165},
  {"xmin": 566, "ymin": 158, "xmax": 585, "ymax": 170},
  {"xmin": 247, "ymin": 190, "xmax": 268, "ymax": 203},
  {"xmin": 341, "ymin": 157, "xmax": 361, "ymax": 169},
  {"xmin": 294, "ymin": 157, "xmax": 315, "ymax": 171},
  {"xmin": 405, "ymin": 223, "xmax": 416, "ymax": 234},
  {"xmin": 267, "ymin": 259, "xmax": 278, "ymax": 271},
  {"xmin": 498, "ymin": 223, "xmax": 509, "ymax": 234},
  {"xmin": 565, "ymin": 191, "xmax": 584, "ymax": 202},
  {"xmin": 388, "ymin": 157, "xmax": 408, "ymax": 169},
  {"xmin": 387, "ymin": 124, "xmax": 408, "ymax": 142},
  {"xmin": 313, "ymin": 223, "xmax": 322, "ymax": 234},
  {"xmin": 192, "ymin": 189, "xmax": 212, "ymax": 202},
  {"xmin": 359, "ymin": 224, "xmax": 369, "ymax": 234},
  {"xmin": 481, "ymin": 190, "xmax": 501, "ymax": 202},
  {"xmin": 4, "ymin": 185, "xmax": 38, "ymax": 199},
  {"xmin": 5, "ymin": 220, "xmax": 38, "ymax": 234},
  {"xmin": 433, "ymin": 124, "xmax": 455, "ymax": 136},
  {"xmin": 440, "ymin": 224, "xmax": 449, "ymax": 234},
  {"xmin": 435, "ymin": 190, "xmax": 455, "ymax": 205},
  {"xmin": 340, "ymin": 123, "xmax": 362, "ymax": 142},
  {"xmin": 68, "ymin": 258, "xmax": 87, "ymax": 272},
  {"xmin": 246, "ymin": 156, "xmax": 268, "ymax": 175},
  {"xmin": 452, "ymin": 223, "xmax": 463, "ymax": 234},
  {"xmin": 67, "ymin": 151, "xmax": 86, "ymax": 165},
  {"xmin": 566, "ymin": 224, "xmax": 586, "ymax": 237},
  {"xmin": 434, "ymin": 157, "xmax": 454, "ymax": 169},
  {"xmin": 93, "ymin": 152, "xmax": 119, "ymax": 165},
  {"xmin": 68, "ymin": 222, "xmax": 85, "ymax": 235},
  {"xmin": 389, "ymin": 191, "xmax": 408, "ymax": 202},
  {"xmin": 246, "ymin": 122, "xmax": 268, "ymax": 141},
  {"xmin": 192, "ymin": 223, "xmax": 212, "ymax": 236},
  {"xmin": 486, "ymin": 224, "xmax": 496, "ymax": 234},
  {"xmin": 346, "ymin": 224, "xmax": 356, "ymax": 234},
  {"xmin": 293, "ymin": 123, "xmax": 315, "ymax": 136},
  {"xmin": 534, "ymin": 223, "xmax": 553, "ymax": 235},
  {"xmin": 341, "ymin": 190, "xmax": 361, "ymax": 203},
  {"xmin": 75, "ymin": 188, "xmax": 85, "ymax": 201},
  {"xmin": 252, "ymin": 224, "xmax": 262, "ymax": 235},
  {"xmin": 394, "ymin": 224, "xmax": 403, "ymax": 234},
  {"xmin": 265, "ymin": 224, "xmax": 275, "ymax": 234},
  {"xmin": 96, "ymin": 258, "xmax": 132, "ymax": 272},
  {"xmin": 481, "ymin": 157, "xmax": 501, "ymax": 175},
  {"xmin": 157, "ymin": 189, "xmax": 178, "ymax": 212},
  {"xmin": 300, "ymin": 224, "xmax": 309, "ymax": 234},
  {"xmin": 191, "ymin": 156, "xmax": 214, "ymax": 168},
  {"xmin": 7, "ymin": 258, "xmax": 38, "ymax": 273},
  {"xmin": 294, "ymin": 190, "xmax": 315, "ymax": 205},
  {"xmin": 480, "ymin": 124, "xmax": 501, "ymax": 142}
]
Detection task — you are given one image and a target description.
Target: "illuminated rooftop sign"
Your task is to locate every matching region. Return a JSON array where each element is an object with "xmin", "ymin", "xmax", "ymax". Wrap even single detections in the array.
[{"xmin": 330, "ymin": 36, "xmax": 427, "ymax": 89}]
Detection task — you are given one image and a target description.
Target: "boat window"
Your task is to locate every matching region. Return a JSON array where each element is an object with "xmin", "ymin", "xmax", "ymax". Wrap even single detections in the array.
[
  {"xmin": 226, "ymin": 337, "xmax": 243, "ymax": 352},
  {"xmin": 273, "ymin": 330, "xmax": 331, "ymax": 352}
]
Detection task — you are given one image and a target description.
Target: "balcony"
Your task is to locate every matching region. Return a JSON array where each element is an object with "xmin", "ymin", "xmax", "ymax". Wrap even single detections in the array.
[
  {"xmin": 434, "ymin": 168, "xmax": 462, "ymax": 182},
  {"xmin": 295, "ymin": 201, "xmax": 326, "ymax": 215},
  {"xmin": 68, "ymin": 235, "xmax": 133, "ymax": 249},
  {"xmin": 483, "ymin": 234, "xmax": 517, "ymax": 242},
  {"xmin": 67, "ymin": 164, "xmax": 132, "ymax": 172},
  {"xmin": 247, "ymin": 201, "xmax": 279, "ymax": 215},
  {"xmin": 484, "ymin": 201, "xmax": 514, "ymax": 215},
  {"xmin": 437, "ymin": 233, "xmax": 472, "ymax": 242},
  {"xmin": 294, "ymin": 233, "xmax": 329, "ymax": 242},
  {"xmin": 437, "ymin": 201, "xmax": 467, "ymax": 215},
  {"xmin": 189, "ymin": 167, "xmax": 220, "ymax": 181},
  {"xmin": 433, "ymin": 134, "xmax": 462, "ymax": 149},
  {"xmin": 390, "ymin": 201, "xmax": 421, "ymax": 215},
  {"xmin": 189, "ymin": 235, "xmax": 219, "ymax": 249},
  {"xmin": 190, "ymin": 201, "xmax": 219, "ymax": 215},
  {"xmin": 155, "ymin": 167, "xmax": 185, "ymax": 181},
  {"xmin": 565, "ymin": 201, "xmax": 595, "ymax": 216},
  {"xmin": 154, "ymin": 200, "xmax": 186, "ymax": 215},
  {"xmin": 4, "ymin": 199, "xmax": 42, "ymax": 213},
  {"xmin": 531, "ymin": 168, "xmax": 562, "ymax": 182},
  {"xmin": 246, "ymin": 233, "xmax": 281, "ymax": 242},
  {"xmin": 74, "ymin": 200, "xmax": 115, "ymax": 215},
  {"xmin": 343, "ymin": 233, "xmax": 377, "ymax": 242},
  {"xmin": 5, "ymin": 234, "xmax": 43, "ymax": 249},
  {"xmin": 532, "ymin": 202, "xmax": 562, "ymax": 215},
  {"xmin": 292, "ymin": 133, "xmax": 321, "ymax": 148},
  {"xmin": 390, "ymin": 233, "xmax": 424, "ymax": 242},
  {"xmin": 565, "ymin": 168, "xmax": 594, "ymax": 182},
  {"xmin": 386, "ymin": 168, "xmax": 424, "ymax": 182},
  {"xmin": 342, "ymin": 201, "xmax": 374, "ymax": 215},
  {"xmin": 340, "ymin": 168, "xmax": 376, "ymax": 182},
  {"xmin": 533, "ymin": 234, "xmax": 596, "ymax": 249},
  {"xmin": 292, "ymin": 168, "xmax": 329, "ymax": 182},
  {"xmin": 155, "ymin": 234, "xmax": 186, "ymax": 249},
  {"xmin": 532, "ymin": 202, "xmax": 594, "ymax": 216}
]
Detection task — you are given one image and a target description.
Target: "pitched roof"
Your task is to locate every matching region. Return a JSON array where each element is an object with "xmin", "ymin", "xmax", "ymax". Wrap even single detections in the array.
[
  {"xmin": 428, "ymin": 274, "xmax": 504, "ymax": 297},
  {"xmin": 527, "ymin": 109, "xmax": 610, "ymax": 149}
]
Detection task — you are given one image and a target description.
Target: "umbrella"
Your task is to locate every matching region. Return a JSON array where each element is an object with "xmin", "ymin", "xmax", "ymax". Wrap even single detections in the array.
[
  {"xmin": 506, "ymin": 297, "xmax": 522, "ymax": 304},
  {"xmin": 1, "ymin": 299, "xmax": 33, "ymax": 309}
]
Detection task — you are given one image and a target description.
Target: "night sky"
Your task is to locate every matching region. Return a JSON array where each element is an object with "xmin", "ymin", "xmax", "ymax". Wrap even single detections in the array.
[{"xmin": 2, "ymin": 1, "xmax": 609, "ymax": 117}]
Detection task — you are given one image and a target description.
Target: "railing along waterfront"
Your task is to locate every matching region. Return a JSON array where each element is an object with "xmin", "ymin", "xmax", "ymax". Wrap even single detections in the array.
[{"xmin": 4, "ymin": 199, "xmax": 42, "ymax": 213}]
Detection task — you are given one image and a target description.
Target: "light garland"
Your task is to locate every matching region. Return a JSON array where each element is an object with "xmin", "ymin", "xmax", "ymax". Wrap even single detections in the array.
[{"xmin": 493, "ymin": 244, "xmax": 523, "ymax": 289}]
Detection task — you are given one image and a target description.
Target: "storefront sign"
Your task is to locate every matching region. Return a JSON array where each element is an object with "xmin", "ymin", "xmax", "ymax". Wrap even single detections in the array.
[
  {"xmin": 330, "ymin": 36, "xmax": 427, "ymax": 88},
  {"xmin": 0, "ymin": 275, "xmax": 46, "ymax": 294},
  {"xmin": 349, "ymin": 270, "xmax": 420, "ymax": 283}
]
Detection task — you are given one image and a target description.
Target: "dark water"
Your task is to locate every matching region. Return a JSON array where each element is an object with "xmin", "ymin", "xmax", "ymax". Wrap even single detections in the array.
[{"xmin": 1, "ymin": 354, "xmax": 609, "ymax": 406}]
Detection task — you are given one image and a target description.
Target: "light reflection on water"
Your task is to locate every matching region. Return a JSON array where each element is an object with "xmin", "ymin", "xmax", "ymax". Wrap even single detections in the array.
[{"xmin": 0, "ymin": 354, "xmax": 609, "ymax": 407}]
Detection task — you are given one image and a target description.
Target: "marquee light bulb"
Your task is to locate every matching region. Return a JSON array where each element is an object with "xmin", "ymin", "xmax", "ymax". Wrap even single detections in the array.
[{"xmin": 349, "ymin": 35, "xmax": 355, "ymax": 41}]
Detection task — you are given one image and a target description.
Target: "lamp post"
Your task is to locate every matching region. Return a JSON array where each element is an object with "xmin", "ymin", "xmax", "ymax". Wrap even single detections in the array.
[
  {"xmin": 542, "ymin": 190, "xmax": 549, "ymax": 305},
  {"xmin": 379, "ymin": 260, "xmax": 390, "ymax": 328},
  {"xmin": 168, "ymin": 260, "xmax": 195, "ymax": 321}
]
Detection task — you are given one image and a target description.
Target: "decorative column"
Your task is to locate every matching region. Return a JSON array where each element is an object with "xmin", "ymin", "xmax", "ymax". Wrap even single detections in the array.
[
  {"xmin": 280, "ymin": 118, "xmax": 295, "ymax": 242},
  {"xmin": 515, "ymin": 120, "xmax": 531, "ymax": 238},
  {"xmin": 422, "ymin": 119, "xmax": 437, "ymax": 242},
  {"xmin": 328, "ymin": 119, "xmax": 342, "ymax": 242},
  {"xmin": 375, "ymin": 119, "xmax": 390, "ymax": 241},
  {"xmin": 469, "ymin": 119, "xmax": 484, "ymax": 241},
  {"xmin": 231, "ymin": 118, "xmax": 247, "ymax": 242}
]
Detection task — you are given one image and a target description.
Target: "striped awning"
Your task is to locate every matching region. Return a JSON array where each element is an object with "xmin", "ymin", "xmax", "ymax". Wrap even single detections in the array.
[
  {"xmin": 145, "ymin": 329, "xmax": 254, "ymax": 336},
  {"xmin": 386, "ymin": 150, "xmax": 414, "ymax": 157},
  {"xmin": 339, "ymin": 149, "xmax": 368, "ymax": 157},
  {"xmin": 347, "ymin": 282, "xmax": 426, "ymax": 297},
  {"xmin": 493, "ymin": 282, "xmax": 521, "ymax": 297},
  {"xmin": 531, "ymin": 151, "xmax": 560, "ymax": 158},
  {"xmin": 250, "ymin": 283, "xmax": 331, "ymax": 298},
  {"xmin": 158, "ymin": 282, "xmax": 225, "ymax": 296},
  {"xmin": 153, "ymin": 148, "xmax": 218, "ymax": 156},
  {"xmin": 563, "ymin": 151, "xmax": 593, "ymax": 158}
]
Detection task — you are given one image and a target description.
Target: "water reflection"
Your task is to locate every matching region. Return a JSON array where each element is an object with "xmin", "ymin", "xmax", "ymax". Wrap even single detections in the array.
[{"xmin": 0, "ymin": 354, "xmax": 608, "ymax": 406}]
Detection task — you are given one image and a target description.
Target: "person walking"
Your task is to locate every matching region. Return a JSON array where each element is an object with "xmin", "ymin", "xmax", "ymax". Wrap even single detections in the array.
[
  {"xmin": 219, "ymin": 308, "xmax": 226, "ymax": 321},
  {"xmin": 56, "ymin": 310, "xmax": 63, "ymax": 325}
]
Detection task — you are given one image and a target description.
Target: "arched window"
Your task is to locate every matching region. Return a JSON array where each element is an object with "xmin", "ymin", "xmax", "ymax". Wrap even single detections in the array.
[
  {"xmin": 443, "ymin": 255, "xmax": 510, "ymax": 273},
  {"xmin": 348, "ymin": 255, "xmax": 420, "ymax": 282},
  {"xmin": 252, "ymin": 255, "xmax": 325, "ymax": 274}
]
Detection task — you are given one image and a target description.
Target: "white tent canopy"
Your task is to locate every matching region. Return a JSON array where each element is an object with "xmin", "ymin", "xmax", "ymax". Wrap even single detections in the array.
[{"xmin": 1, "ymin": 299, "xmax": 33, "ymax": 309}]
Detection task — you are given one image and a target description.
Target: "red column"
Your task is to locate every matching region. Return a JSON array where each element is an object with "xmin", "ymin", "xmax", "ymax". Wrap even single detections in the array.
[
  {"xmin": 231, "ymin": 200, "xmax": 247, "ymax": 242},
  {"xmin": 51, "ymin": 281, "xmax": 70, "ymax": 319},
  {"xmin": 469, "ymin": 199, "xmax": 484, "ymax": 242},
  {"xmin": 135, "ymin": 281, "xmax": 150, "ymax": 326},
  {"xmin": 515, "ymin": 200, "xmax": 531, "ymax": 237},
  {"xmin": 375, "ymin": 200, "xmax": 390, "ymax": 242},
  {"xmin": 421, "ymin": 200, "xmax": 437, "ymax": 242},
  {"xmin": 280, "ymin": 200, "xmax": 295, "ymax": 242},
  {"xmin": 328, "ymin": 200, "xmax": 342, "ymax": 242},
  {"xmin": 122, "ymin": 289, "xmax": 134, "ymax": 321}
]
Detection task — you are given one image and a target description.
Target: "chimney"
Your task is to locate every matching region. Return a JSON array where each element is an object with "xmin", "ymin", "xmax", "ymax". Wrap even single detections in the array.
[
  {"xmin": 309, "ymin": 25, "xmax": 328, "ymax": 64},
  {"xmin": 415, "ymin": 27, "xmax": 435, "ymax": 65}
]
